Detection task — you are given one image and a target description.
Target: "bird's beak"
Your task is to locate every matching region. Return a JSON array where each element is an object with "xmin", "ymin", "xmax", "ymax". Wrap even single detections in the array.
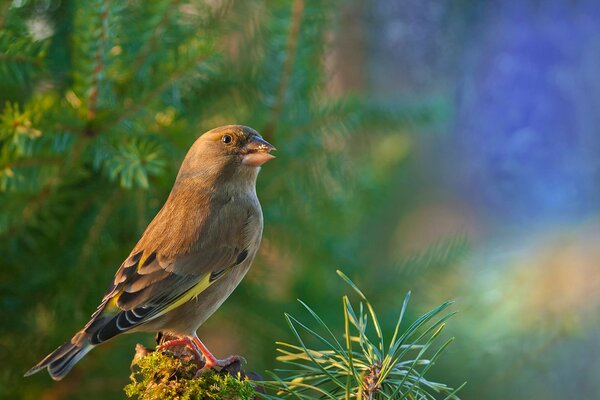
[{"xmin": 242, "ymin": 136, "xmax": 276, "ymax": 167}]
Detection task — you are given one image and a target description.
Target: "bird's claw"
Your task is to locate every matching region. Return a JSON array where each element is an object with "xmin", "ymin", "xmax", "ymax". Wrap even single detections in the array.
[
  {"xmin": 197, "ymin": 354, "xmax": 246, "ymax": 374},
  {"xmin": 157, "ymin": 337, "xmax": 204, "ymax": 363}
]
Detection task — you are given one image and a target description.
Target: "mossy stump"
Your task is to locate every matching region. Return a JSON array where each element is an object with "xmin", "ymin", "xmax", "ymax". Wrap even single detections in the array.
[{"xmin": 124, "ymin": 343, "xmax": 258, "ymax": 400}]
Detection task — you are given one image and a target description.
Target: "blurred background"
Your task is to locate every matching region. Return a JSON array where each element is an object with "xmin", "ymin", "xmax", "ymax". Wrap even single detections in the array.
[{"xmin": 2, "ymin": 0, "xmax": 600, "ymax": 398}]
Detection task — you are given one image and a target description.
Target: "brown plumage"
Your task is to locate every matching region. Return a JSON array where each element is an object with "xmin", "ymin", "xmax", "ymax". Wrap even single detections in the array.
[{"xmin": 25, "ymin": 125, "xmax": 275, "ymax": 380}]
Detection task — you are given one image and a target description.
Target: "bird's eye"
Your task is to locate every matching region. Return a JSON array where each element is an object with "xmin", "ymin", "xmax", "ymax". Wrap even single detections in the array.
[{"xmin": 221, "ymin": 134, "xmax": 232, "ymax": 144}]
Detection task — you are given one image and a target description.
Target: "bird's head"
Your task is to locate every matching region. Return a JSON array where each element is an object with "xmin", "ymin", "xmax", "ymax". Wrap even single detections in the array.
[{"xmin": 176, "ymin": 125, "xmax": 276, "ymax": 184}]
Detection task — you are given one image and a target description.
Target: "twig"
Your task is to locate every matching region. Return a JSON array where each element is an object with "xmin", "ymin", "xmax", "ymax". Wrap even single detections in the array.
[
  {"xmin": 262, "ymin": 0, "xmax": 305, "ymax": 141},
  {"xmin": 0, "ymin": 53, "xmax": 43, "ymax": 66},
  {"xmin": 0, "ymin": 156, "xmax": 63, "ymax": 170},
  {"xmin": 3, "ymin": 182, "xmax": 53, "ymax": 237}
]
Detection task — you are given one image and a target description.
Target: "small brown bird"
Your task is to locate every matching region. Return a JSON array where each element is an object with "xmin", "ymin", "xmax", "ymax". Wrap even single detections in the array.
[{"xmin": 25, "ymin": 125, "xmax": 275, "ymax": 380}]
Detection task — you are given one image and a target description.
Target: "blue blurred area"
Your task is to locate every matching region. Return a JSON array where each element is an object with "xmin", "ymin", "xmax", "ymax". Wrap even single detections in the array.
[{"xmin": 455, "ymin": 0, "xmax": 600, "ymax": 227}]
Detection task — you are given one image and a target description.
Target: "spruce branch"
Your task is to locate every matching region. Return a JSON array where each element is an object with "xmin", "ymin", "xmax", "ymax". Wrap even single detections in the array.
[
  {"xmin": 127, "ymin": 0, "xmax": 178, "ymax": 78},
  {"xmin": 263, "ymin": 0, "xmax": 305, "ymax": 140},
  {"xmin": 0, "ymin": 31, "xmax": 47, "ymax": 85},
  {"xmin": 395, "ymin": 235, "xmax": 470, "ymax": 277},
  {"xmin": 86, "ymin": 0, "xmax": 111, "ymax": 127},
  {"xmin": 106, "ymin": 53, "xmax": 209, "ymax": 131},
  {"xmin": 75, "ymin": 189, "xmax": 122, "ymax": 274}
]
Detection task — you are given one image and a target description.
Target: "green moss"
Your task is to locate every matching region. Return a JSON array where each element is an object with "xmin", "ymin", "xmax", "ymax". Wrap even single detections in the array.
[{"xmin": 124, "ymin": 351, "xmax": 256, "ymax": 400}]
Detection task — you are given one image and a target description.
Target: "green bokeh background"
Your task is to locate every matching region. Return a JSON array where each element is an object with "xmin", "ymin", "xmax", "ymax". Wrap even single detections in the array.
[{"xmin": 2, "ymin": 1, "xmax": 599, "ymax": 399}]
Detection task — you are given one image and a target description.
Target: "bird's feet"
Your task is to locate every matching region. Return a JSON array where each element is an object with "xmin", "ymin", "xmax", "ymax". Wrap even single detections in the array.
[{"xmin": 157, "ymin": 335, "xmax": 245, "ymax": 372}]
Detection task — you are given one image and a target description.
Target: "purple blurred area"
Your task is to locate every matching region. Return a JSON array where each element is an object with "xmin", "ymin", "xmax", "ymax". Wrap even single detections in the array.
[
  {"xmin": 367, "ymin": 0, "xmax": 600, "ymax": 229},
  {"xmin": 455, "ymin": 1, "xmax": 600, "ymax": 227}
]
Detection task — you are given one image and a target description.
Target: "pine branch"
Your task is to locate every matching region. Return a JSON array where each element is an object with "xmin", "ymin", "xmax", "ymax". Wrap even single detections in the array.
[{"xmin": 257, "ymin": 271, "xmax": 465, "ymax": 399}]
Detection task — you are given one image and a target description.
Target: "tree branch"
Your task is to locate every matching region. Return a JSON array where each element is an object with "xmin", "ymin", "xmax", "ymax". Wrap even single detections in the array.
[{"xmin": 0, "ymin": 1, "xmax": 10, "ymax": 30}]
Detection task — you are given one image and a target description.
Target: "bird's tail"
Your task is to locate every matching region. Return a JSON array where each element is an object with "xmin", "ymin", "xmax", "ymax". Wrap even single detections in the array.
[{"xmin": 24, "ymin": 331, "xmax": 94, "ymax": 381}]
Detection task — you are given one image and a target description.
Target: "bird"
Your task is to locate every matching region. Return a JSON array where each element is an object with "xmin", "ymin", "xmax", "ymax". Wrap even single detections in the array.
[{"xmin": 25, "ymin": 125, "xmax": 275, "ymax": 381}]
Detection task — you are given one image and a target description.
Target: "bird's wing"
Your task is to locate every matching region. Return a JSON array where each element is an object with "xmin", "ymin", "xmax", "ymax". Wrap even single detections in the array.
[{"xmin": 85, "ymin": 245, "xmax": 250, "ymax": 345}]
